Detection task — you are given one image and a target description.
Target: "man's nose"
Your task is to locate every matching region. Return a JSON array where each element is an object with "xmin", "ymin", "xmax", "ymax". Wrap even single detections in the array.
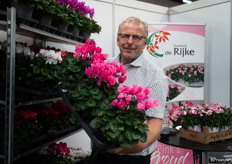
[{"xmin": 127, "ymin": 35, "xmax": 134, "ymax": 43}]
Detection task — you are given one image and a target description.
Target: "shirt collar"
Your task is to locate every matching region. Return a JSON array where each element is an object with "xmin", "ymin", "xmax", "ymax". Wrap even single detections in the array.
[{"xmin": 115, "ymin": 53, "xmax": 145, "ymax": 67}]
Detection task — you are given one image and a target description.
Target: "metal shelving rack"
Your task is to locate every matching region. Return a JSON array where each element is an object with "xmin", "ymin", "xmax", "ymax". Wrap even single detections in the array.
[
  {"xmin": 0, "ymin": 7, "xmax": 84, "ymax": 164},
  {"xmin": 4, "ymin": 7, "xmax": 16, "ymax": 164}
]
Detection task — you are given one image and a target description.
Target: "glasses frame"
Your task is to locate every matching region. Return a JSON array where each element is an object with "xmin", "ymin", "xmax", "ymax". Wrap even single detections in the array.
[{"xmin": 118, "ymin": 33, "xmax": 147, "ymax": 42}]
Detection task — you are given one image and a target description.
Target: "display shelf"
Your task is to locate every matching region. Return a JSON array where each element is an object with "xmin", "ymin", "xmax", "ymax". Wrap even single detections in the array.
[
  {"xmin": 0, "ymin": 84, "xmax": 62, "ymax": 107},
  {"xmin": 18, "ymin": 24, "xmax": 83, "ymax": 45},
  {"xmin": 1, "ymin": 6, "xmax": 86, "ymax": 164},
  {"xmin": 15, "ymin": 97, "xmax": 63, "ymax": 107},
  {"xmin": 0, "ymin": 23, "xmax": 83, "ymax": 45},
  {"xmin": 0, "ymin": 126, "xmax": 82, "ymax": 160}
]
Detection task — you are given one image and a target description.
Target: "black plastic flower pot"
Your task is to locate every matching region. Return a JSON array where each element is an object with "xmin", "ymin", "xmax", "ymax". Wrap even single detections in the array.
[
  {"xmin": 68, "ymin": 25, "xmax": 80, "ymax": 37},
  {"xmin": 80, "ymin": 30, "xmax": 90, "ymax": 40},
  {"xmin": 12, "ymin": 2, "xmax": 33, "ymax": 19}
]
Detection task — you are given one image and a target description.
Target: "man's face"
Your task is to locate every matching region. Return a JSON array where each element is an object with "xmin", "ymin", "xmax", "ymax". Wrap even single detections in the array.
[{"xmin": 117, "ymin": 21, "xmax": 147, "ymax": 65}]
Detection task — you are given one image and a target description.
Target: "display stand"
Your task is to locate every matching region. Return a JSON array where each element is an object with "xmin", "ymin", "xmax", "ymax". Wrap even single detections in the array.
[{"xmin": 0, "ymin": 6, "xmax": 85, "ymax": 164}]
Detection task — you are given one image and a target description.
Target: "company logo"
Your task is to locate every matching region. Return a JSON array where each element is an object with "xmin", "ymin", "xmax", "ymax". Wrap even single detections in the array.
[{"xmin": 146, "ymin": 31, "xmax": 171, "ymax": 58}]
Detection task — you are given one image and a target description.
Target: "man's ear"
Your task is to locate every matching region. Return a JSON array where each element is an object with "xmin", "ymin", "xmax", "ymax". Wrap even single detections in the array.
[
  {"xmin": 117, "ymin": 37, "xmax": 120, "ymax": 46},
  {"xmin": 144, "ymin": 38, "xmax": 148, "ymax": 45}
]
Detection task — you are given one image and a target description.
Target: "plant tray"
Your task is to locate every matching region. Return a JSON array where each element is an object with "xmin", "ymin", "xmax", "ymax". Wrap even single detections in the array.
[
  {"xmin": 56, "ymin": 82, "xmax": 118, "ymax": 151},
  {"xmin": 180, "ymin": 126, "xmax": 232, "ymax": 144}
]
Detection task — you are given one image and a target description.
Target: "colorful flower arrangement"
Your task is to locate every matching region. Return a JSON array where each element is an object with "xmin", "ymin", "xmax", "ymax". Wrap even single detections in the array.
[
  {"xmin": 169, "ymin": 101, "xmax": 232, "ymax": 131},
  {"xmin": 164, "ymin": 64, "xmax": 204, "ymax": 85},
  {"xmin": 166, "ymin": 84, "xmax": 183, "ymax": 101}
]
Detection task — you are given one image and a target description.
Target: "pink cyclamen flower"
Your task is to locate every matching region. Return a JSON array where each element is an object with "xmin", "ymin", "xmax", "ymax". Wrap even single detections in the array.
[
  {"xmin": 125, "ymin": 94, "xmax": 132, "ymax": 103},
  {"xmin": 118, "ymin": 75, "xmax": 127, "ymax": 83},
  {"xmin": 107, "ymin": 75, "xmax": 115, "ymax": 86},
  {"xmin": 117, "ymin": 93, "xmax": 125, "ymax": 99},
  {"xmin": 117, "ymin": 99, "xmax": 126, "ymax": 109},
  {"xmin": 111, "ymin": 99, "xmax": 118, "ymax": 106},
  {"xmin": 137, "ymin": 102, "xmax": 145, "ymax": 111}
]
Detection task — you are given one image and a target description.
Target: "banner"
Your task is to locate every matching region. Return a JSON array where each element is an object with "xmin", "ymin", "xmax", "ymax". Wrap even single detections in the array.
[
  {"xmin": 146, "ymin": 23, "xmax": 205, "ymax": 164},
  {"xmin": 151, "ymin": 142, "xmax": 193, "ymax": 164},
  {"xmin": 145, "ymin": 23, "xmax": 205, "ymax": 104}
]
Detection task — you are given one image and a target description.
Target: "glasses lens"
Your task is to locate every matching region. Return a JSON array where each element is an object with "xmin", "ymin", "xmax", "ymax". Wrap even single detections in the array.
[
  {"xmin": 119, "ymin": 34, "xmax": 145, "ymax": 42},
  {"xmin": 132, "ymin": 35, "xmax": 142, "ymax": 42}
]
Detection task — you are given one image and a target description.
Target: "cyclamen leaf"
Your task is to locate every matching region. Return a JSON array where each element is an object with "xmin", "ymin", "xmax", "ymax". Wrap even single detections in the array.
[
  {"xmin": 90, "ymin": 87, "xmax": 100, "ymax": 95},
  {"xmin": 140, "ymin": 133, "xmax": 147, "ymax": 143},
  {"xmin": 106, "ymin": 131, "xmax": 116, "ymax": 140},
  {"xmin": 109, "ymin": 123, "xmax": 118, "ymax": 133},
  {"xmin": 125, "ymin": 130, "xmax": 132, "ymax": 141},
  {"xmin": 90, "ymin": 118, "xmax": 101, "ymax": 129},
  {"xmin": 101, "ymin": 123, "xmax": 111, "ymax": 131},
  {"xmin": 86, "ymin": 98, "xmax": 96, "ymax": 107},
  {"xmin": 120, "ymin": 140, "xmax": 134, "ymax": 148},
  {"xmin": 118, "ymin": 126, "xmax": 124, "ymax": 131},
  {"xmin": 131, "ymin": 130, "xmax": 141, "ymax": 140},
  {"xmin": 116, "ymin": 116, "xmax": 124, "ymax": 124},
  {"xmin": 95, "ymin": 109, "xmax": 106, "ymax": 116},
  {"xmin": 99, "ymin": 98, "xmax": 112, "ymax": 110},
  {"xmin": 92, "ymin": 92, "xmax": 103, "ymax": 100},
  {"xmin": 69, "ymin": 91, "xmax": 83, "ymax": 99}
]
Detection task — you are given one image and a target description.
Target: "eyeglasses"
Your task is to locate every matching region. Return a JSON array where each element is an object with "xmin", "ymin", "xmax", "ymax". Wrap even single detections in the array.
[{"xmin": 118, "ymin": 33, "xmax": 146, "ymax": 42}]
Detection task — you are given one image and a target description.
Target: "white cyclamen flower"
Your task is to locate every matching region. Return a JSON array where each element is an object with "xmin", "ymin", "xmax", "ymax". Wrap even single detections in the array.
[{"xmin": 16, "ymin": 43, "xmax": 23, "ymax": 54}]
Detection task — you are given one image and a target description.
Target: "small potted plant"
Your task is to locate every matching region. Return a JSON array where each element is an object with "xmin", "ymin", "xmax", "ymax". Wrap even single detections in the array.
[{"xmin": 169, "ymin": 101, "xmax": 232, "ymax": 133}]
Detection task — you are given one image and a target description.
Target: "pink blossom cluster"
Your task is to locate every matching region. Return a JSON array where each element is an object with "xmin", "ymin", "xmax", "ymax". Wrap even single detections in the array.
[
  {"xmin": 169, "ymin": 101, "xmax": 228, "ymax": 121},
  {"xmin": 47, "ymin": 142, "xmax": 70, "ymax": 158},
  {"xmin": 86, "ymin": 60, "xmax": 127, "ymax": 87},
  {"xmin": 74, "ymin": 39, "xmax": 102, "ymax": 61},
  {"xmin": 76, "ymin": 40, "xmax": 127, "ymax": 87},
  {"xmin": 56, "ymin": 0, "xmax": 95, "ymax": 18},
  {"xmin": 111, "ymin": 85, "xmax": 160, "ymax": 111}
]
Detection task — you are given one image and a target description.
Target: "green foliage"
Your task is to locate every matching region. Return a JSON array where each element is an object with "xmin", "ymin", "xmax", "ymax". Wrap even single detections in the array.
[
  {"xmin": 90, "ymin": 98, "xmax": 148, "ymax": 148},
  {"xmin": 13, "ymin": 0, "xmax": 101, "ymax": 34}
]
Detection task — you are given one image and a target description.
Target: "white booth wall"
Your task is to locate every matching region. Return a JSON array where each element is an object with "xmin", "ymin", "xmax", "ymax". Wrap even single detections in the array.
[{"xmin": 169, "ymin": 0, "xmax": 231, "ymax": 107}]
